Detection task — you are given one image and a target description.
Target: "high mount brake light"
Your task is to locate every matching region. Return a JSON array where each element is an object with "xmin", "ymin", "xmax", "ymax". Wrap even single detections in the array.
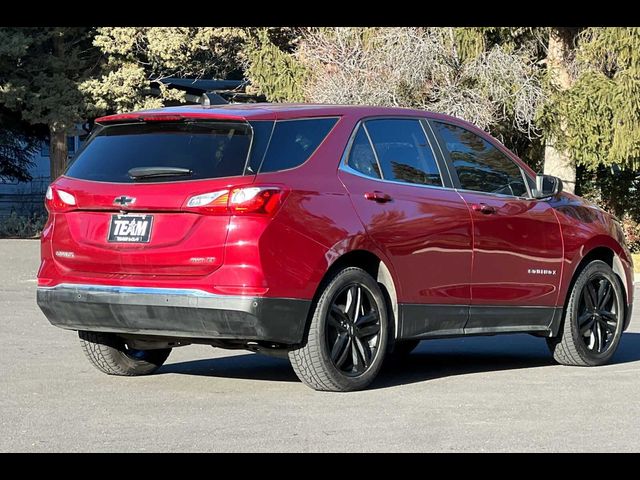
[
  {"xmin": 45, "ymin": 186, "xmax": 77, "ymax": 212},
  {"xmin": 137, "ymin": 115, "xmax": 186, "ymax": 122},
  {"xmin": 185, "ymin": 186, "xmax": 287, "ymax": 216},
  {"xmin": 95, "ymin": 113, "xmax": 188, "ymax": 124}
]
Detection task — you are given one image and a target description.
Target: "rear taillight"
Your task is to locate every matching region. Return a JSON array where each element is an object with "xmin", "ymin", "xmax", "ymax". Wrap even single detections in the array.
[
  {"xmin": 186, "ymin": 190, "xmax": 230, "ymax": 215},
  {"xmin": 185, "ymin": 186, "xmax": 287, "ymax": 216},
  {"xmin": 229, "ymin": 187, "xmax": 285, "ymax": 215},
  {"xmin": 45, "ymin": 186, "xmax": 77, "ymax": 213}
]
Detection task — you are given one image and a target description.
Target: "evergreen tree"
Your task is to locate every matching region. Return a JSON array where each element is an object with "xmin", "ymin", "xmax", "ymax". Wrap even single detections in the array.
[
  {"xmin": 81, "ymin": 27, "xmax": 246, "ymax": 114},
  {"xmin": 0, "ymin": 27, "xmax": 98, "ymax": 181},
  {"xmin": 544, "ymin": 27, "xmax": 640, "ymax": 171},
  {"xmin": 0, "ymin": 27, "xmax": 246, "ymax": 181},
  {"xmin": 0, "ymin": 109, "xmax": 43, "ymax": 182}
]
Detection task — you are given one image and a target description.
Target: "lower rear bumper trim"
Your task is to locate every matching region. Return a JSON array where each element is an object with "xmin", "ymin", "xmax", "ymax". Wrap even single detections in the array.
[{"xmin": 36, "ymin": 284, "xmax": 310, "ymax": 344}]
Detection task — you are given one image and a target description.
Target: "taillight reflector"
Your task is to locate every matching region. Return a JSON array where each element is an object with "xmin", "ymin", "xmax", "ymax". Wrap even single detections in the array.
[{"xmin": 45, "ymin": 187, "xmax": 77, "ymax": 212}]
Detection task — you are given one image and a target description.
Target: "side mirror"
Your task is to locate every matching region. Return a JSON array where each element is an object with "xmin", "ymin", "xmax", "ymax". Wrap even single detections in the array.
[{"xmin": 533, "ymin": 174, "xmax": 563, "ymax": 199}]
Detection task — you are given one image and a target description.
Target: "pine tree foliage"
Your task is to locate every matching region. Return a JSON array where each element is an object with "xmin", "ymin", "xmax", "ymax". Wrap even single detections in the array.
[
  {"xmin": 0, "ymin": 28, "xmax": 96, "ymax": 133},
  {"xmin": 81, "ymin": 27, "xmax": 246, "ymax": 114},
  {"xmin": 243, "ymin": 28, "xmax": 307, "ymax": 103},
  {"xmin": 543, "ymin": 27, "xmax": 640, "ymax": 170},
  {"xmin": 0, "ymin": 127, "xmax": 38, "ymax": 182}
]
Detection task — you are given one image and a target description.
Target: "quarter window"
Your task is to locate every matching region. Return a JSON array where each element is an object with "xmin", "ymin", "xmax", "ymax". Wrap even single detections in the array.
[
  {"xmin": 259, "ymin": 118, "xmax": 337, "ymax": 173},
  {"xmin": 346, "ymin": 125, "xmax": 381, "ymax": 179},
  {"xmin": 365, "ymin": 119, "xmax": 442, "ymax": 186},
  {"xmin": 433, "ymin": 122, "xmax": 528, "ymax": 197}
]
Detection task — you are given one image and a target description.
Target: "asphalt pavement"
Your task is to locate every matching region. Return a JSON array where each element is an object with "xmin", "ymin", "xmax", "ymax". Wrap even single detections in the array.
[{"xmin": 1, "ymin": 239, "xmax": 639, "ymax": 452}]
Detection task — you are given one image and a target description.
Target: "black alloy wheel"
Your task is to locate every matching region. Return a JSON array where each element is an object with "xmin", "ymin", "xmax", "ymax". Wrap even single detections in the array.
[
  {"xmin": 547, "ymin": 260, "xmax": 625, "ymax": 366},
  {"xmin": 326, "ymin": 283, "xmax": 382, "ymax": 376},
  {"xmin": 288, "ymin": 267, "xmax": 389, "ymax": 392},
  {"xmin": 576, "ymin": 274, "xmax": 619, "ymax": 355}
]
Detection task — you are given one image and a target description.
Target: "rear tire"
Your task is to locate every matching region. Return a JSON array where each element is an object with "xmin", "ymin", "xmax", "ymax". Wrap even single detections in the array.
[
  {"xmin": 79, "ymin": 331, "xmax": 171, "ymax": 376},
  {"xmin": 547, "ymin": 260, "xmax": 624, "ymax": 366},
  {"xmin": 289, "ymin": 267, "xmax": 389, "ymax": 392}
]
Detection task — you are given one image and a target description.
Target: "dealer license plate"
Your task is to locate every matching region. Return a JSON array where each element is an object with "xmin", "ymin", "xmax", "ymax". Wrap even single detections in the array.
[{"xmin": 107, "ymin": 214, "xmax": 153, "ymax": 243}]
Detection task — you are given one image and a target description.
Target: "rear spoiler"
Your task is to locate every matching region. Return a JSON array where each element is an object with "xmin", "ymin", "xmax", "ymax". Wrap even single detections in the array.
[{"xmin": 95, "ymin": 112, "xmax": 248, "ymax": 125}]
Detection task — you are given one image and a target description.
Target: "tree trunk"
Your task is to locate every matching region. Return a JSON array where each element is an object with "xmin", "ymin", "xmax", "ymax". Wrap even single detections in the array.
[
  {"xmin": 49, "ymin": 125, "xmax": 67, "ymax": 181},
  {"xmin": 543, "ymin": 28, "xmax": 577, "ymax": 193}
]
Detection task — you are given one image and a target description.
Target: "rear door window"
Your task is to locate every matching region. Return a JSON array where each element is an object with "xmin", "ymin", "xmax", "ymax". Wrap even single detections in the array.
[
  {"xmin": 65, "ymin": 121, "xmax": 252, "ymax": 183},
  {"xmin": 258, "ymin": 118, "xmax": 337, "ymax": 173},
  {"xmin": 364, "ymin": 119, "xmax": 442, "ymax": 186}
]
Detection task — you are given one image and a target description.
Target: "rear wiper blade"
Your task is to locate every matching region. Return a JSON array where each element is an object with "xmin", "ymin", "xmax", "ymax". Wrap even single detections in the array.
[{"xmin": 128, "ymin": 167, "xmax": 193, "ymax": 180}]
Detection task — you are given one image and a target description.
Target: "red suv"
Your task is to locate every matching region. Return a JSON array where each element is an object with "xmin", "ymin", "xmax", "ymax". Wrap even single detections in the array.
[{"xmin": 37, "ymin": 104, "xmax": 635, "ymax": 391}]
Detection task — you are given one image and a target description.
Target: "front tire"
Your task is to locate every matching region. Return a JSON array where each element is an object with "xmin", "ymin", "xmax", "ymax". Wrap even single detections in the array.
[
  {"xmin": 547, "ymin": 260, "xmax": 625, "ymax": 366},
  {"xmin": 79, "ymin": 331, "xmax": 171, "ymax": 376},
  {"xmin": 289, "ymin": 267, "xmax": 389, "ymax": 392}
]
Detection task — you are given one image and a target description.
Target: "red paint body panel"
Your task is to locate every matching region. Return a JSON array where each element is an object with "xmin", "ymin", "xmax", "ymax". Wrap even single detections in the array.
[
  {"xmin": 457, "ymin": 192, "xmax": 563, "ymax": 306},
  {"xmin": 550, "ymin": 193, "xmax": 634, "ymax": 308},
  {"xmin": 338, "ymin": 170, "xmax": 473, "ymax": 304},
  {"xmin": 39, "ymin": 104, "xmax": 634, "ymax": 319}
]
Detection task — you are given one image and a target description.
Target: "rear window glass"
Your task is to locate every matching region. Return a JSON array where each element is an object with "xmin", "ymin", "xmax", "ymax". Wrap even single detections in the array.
[
  {"xmin": 65, "ymin": 122, "xmax": 252, "ymax": 183},
  {"xmin": 365, "ymin": 119, "xmax": 442, "ymax": 186},
  {"xmin": 258, "ymin": 118, "xmax": 337, "ymax": 173}
]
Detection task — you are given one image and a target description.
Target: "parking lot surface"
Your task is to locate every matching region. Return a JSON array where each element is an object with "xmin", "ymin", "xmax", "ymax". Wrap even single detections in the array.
[{"xmin": 1, "ymin": 239, "xmax": 639, "ymax": 452}]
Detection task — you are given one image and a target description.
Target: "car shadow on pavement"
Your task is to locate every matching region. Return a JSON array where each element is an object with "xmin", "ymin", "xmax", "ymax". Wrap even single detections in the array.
[
  {"xmin": 374, "ymin": 332, "xmax": 640, "ymax": 389},
  {"xmin": 159, "ymin": 332, "xmax": 640, "ymax": 390},
  {"xmin": 160, "ymin": 351, "xmax": 297, "ymax": 382}
]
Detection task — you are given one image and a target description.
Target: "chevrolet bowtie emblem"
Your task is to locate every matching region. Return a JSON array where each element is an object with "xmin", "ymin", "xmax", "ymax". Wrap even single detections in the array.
[{"xmin": 114, "ymin": 196, "xmax": 136, "ymax": 206}]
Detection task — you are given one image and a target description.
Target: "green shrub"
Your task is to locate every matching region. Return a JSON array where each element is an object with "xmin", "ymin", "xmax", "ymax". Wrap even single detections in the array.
[{"xmin": 0, "ymin": 212, "xmax": 47, "ymax": 238}]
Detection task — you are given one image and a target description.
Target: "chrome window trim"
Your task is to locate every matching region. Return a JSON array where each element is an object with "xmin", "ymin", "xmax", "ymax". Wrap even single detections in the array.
[
  {"xmin": 454, "ymin": 186, "xmax": 533, "ymax": 201},
  {"xmin": 340, "ymin": 157, "xmax": 535, "ymax": 200},
  {"xmin": 340, "ymin": 162, "xmax": 453, "ymax": 192}
]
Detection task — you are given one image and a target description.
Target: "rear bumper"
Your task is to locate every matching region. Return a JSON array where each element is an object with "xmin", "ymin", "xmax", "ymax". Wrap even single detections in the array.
[{"xmin": 36, "ymin": 284, "xmax": 310, "ymax": 345}]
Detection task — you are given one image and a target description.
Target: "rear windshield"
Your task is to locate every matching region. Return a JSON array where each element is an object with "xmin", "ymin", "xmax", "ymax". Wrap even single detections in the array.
[
  {"xmin": 66, "ymin": 117, "xmax": 339, "ymax": 183},
  {"xmin": 65, "ymin": 121, "xmax": 252, "ymax": 183}
]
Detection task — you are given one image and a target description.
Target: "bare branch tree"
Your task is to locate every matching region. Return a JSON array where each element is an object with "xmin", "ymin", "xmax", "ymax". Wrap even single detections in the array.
[{"xmin": 298, "ymin": 27, "xmax": 544, "ymax": 138}]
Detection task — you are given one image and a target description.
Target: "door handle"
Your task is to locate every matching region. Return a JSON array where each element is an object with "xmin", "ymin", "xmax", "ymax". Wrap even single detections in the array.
[
  {"xmin": 471, "ymin": 203, "xmax": 497, "ymax": 214},
  {"xmin": 364, "ymin": 191, "xmax": 393, "ymax": 203}
]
